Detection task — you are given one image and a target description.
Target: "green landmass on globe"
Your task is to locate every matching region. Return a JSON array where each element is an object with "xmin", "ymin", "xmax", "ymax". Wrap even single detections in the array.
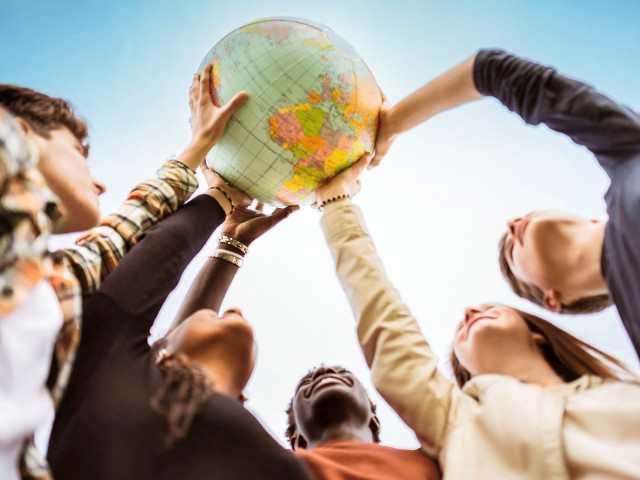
[{"xmin": 199, "ymin": 17, "xmax": 382, "ymax": 206}]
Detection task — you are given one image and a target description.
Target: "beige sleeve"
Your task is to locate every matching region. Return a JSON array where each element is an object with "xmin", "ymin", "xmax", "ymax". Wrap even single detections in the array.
[{"xmin": 321, "ymin": 203, "xmax": 460, "ymax": 457}]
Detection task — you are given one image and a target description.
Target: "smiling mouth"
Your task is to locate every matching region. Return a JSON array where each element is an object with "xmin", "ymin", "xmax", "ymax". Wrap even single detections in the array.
[{"xmin": 305, "ymin": 374, "xmax": 353, "ymax": 398}]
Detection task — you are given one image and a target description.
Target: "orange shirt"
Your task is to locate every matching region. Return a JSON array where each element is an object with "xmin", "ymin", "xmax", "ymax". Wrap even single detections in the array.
[{"xmin": 295, "ymin": 440, "xmax": 440, "ymax": 480}]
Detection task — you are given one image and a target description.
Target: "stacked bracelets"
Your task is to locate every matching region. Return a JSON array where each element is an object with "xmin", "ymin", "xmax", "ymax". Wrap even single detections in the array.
[{"xmin": 210, "ymin": 235, "xmax": 249, "ymax": 268}]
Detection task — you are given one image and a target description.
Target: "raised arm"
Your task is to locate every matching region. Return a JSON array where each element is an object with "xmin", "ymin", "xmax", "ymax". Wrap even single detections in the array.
[
  {"xmin": 372, "ymin": 55, "xmax": 481, "ymax": 166},
  {"xmin": 316, "ymin": 159, "xmax": 461, "ymax": 457},
  {"xmin": 474, "ymin": 49, "xmax": 640, "ymax": 173},
  {"xmin": 171, "ymin": 203, "xmax": 298, "ymax": 328},
  {"xmin": 61, "ymin": 63, "xmax": 250, "ymax": 295}
]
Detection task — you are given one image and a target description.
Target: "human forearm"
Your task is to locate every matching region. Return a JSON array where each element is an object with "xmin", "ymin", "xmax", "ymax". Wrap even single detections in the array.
[
  {"xmin": 321, "ymin": 204, "xmax": 457, "ymax": 455},
  {"xmin": 387, "ymin": 55, "xmax": 482, "ymax": 136},
  {"xmin": 65, "ymin": 160, "xmax": 199, "ymax": 293},
  {"xmin": 474, "ymin": 49, "xmax": 640, "ymax": 168},
  {"xmin": 99, "ymin": 194, "xmax": 225, "ymax": 316},
  {"xmin": 171, "ymin": 243, "xmax": 241, "ymax": 328}
]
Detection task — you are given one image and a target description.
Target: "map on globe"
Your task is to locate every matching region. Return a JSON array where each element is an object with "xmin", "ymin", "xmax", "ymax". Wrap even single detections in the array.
[{"xmin": 199, "ymin": 17, "xmax": 382, "ymax": 206}]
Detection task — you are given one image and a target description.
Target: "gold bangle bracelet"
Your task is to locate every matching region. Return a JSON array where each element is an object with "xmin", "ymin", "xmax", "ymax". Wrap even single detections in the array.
[
  {"xmin": 219, "ymin": 235, "xmax": 249, "ymax": 254},
  {"xmin": 209, "ymin": 249, "xmax": 244, "ymax": 268}
]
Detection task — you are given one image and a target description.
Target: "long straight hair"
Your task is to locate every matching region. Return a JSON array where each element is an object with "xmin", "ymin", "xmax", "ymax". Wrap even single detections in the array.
[{"xmin": 450, "ymin": 307, "xmax": 632, "ymax": 388}]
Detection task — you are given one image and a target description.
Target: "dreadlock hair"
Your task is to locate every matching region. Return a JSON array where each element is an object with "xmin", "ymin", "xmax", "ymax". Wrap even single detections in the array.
[
  {"xmin": 284, "ymin": 366, "xmax": 381, "ymax": 450},
  {"xmin": 498, "ymin": 232, "xmax": 612, "ymax": 314},
  {"xmin": 450, "ymin": 306, "xmax": 632, "ymax": 388},
  {"xmin": 0, "ymin": 84, "xmax": 89, "ymax": 155},
  {"xmin": 150, "ymin": 339, "xmax": 213, "ymax": 449}
]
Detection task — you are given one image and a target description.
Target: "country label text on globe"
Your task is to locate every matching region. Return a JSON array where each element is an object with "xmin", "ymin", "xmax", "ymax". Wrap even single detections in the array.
[{"xmin": 200, "ymin": 17, "xmax": 382, "ymax": 206}]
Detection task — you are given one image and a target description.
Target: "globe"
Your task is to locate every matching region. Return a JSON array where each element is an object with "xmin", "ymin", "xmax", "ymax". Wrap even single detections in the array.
[{"xmin": 199, "ymin": 17, "xmax": 382, "ymax": 206}]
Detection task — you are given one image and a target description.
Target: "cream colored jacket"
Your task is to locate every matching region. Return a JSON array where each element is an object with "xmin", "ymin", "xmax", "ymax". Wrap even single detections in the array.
[{"xmin": 321, "ymin": 204, "xmax": 640, "ymax": 480}]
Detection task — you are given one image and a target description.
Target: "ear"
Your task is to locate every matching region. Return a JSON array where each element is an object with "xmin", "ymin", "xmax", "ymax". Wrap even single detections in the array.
[
  {"xmin": 369, "ymin": 414, "xmax": 381, "ymax": 437},
  {"xmin": 531, "ymin": 332, "xmax": 548, "ymax": 346},
  {"xmin": 542, "ymin": 289, "xmax": 562, "ymax": 312},
  {"xmin": 15, "ymin": 117, "xmax": 34, "ymax": 137}
]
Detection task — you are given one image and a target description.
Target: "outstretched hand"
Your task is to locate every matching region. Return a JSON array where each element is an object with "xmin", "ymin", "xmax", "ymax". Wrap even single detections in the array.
[
  {"xmin": 178, "ymin": 63, "xmax": 249, "ymax": 172},
  {"xmin": 188, "ymin": 63, "xmax": 249, "ymax": 153},
  {"xmin": 370, "ymin": 90, "xmax": 394, "ymax": 169},
  {"xmin": 315, "ymin": 153, "xmax": 372, "ymax": 208},
  {"xmin": 221, "ymin": 203, "xmax": 299, "ymax": 246}
]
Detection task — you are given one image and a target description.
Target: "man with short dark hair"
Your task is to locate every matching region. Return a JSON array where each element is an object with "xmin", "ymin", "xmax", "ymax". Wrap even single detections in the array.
[
  {"xmin": 372, "ymin": 49, "xmax": 640, "ymax": 359},
  {"xmin": 285, "ymin": 365, "xmax": 440, "ymax": 480}
]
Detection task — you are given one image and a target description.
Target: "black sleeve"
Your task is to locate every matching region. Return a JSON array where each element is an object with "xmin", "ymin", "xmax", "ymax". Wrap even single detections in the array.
[
  {"xmin": 100, "ymin": 194, "xmax": 224, "ymax": 314},
  {"xmin": 84, "ymin": 195, "xmax": 225, "ymax": 340},
  {"xmin": 473, "ymin": 49, "xmax": 640, "ymax": 173}
]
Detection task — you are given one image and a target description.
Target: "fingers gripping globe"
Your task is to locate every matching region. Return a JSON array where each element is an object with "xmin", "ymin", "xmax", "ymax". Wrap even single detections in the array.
[{"xmin": 199, "ymin": 17, "xmax": 382, "ymax": 206}]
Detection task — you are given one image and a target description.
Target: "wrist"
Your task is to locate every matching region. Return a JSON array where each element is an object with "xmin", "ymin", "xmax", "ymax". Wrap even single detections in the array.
[
  {"xmin": 317, "ymin": 193, "xmax": 351, "ymax": 212},
  {"xmin": 177, "ymin": 142, "xmax": 211, "ymax": 171},
  {"xmin": 205, "ymin": 187, "xmax": 234, "ymax": 215}
]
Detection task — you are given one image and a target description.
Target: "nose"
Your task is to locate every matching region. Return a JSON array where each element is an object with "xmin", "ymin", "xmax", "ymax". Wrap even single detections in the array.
[
  {"xmin": 507, "ymin": 217, "xmax": 521, "ymax": 237},
  {"xmin": 93, "ymin": 179, "xmax": 107, "ymax": 196},
  {"xmin": 312, "ymin": 365, "xmax": 339, "ymax": 380},
  {"xmin": 464, "ymin": 307, "xmax": 483, "ymax": 324}
]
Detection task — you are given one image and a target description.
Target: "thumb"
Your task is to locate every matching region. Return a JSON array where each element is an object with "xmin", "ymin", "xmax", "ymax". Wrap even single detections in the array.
[
  {"xmin": 221, "ymin": 91, "xmax": 249, "ymax": 119},
  {"xmin": 351, "ymin": 152, "xmax": 373, "ymax": 176}
]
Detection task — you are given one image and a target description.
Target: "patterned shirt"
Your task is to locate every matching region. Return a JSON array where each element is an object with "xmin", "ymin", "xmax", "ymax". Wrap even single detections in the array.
[
  {"xmin": 0, "ymin": 108, "xmax": 200, "ymax": 479},
  {"xmin": 0, "ymin": 107, "xmax": 59, "ymax": 313}
]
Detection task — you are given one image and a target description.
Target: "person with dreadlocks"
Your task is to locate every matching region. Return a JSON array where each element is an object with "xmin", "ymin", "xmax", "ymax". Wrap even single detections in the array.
[
  {"xmin": 45, "ymin": 67, "xmax": 311, "ymax": 480},
  {"xmin": 46, "ymin": 184, "xmax": 308, "ymax": 480},
  {"xmin": 285, "ymin": 365, "xmax": 440, "ymax": 480},
  {"xmin": 313, "ymin": 155, "xmax": 640, "ymax": 479}
]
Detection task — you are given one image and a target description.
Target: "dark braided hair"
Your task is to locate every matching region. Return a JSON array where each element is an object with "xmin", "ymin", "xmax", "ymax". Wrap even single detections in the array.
[{"xmin": 150, "ymin": 342, "xmax": 213, "ymax": 449}]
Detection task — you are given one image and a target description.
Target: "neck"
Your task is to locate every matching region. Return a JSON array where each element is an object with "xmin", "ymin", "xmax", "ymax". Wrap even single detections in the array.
[
  {"xmin": 564, "ymin": 221, "xmax": 607, "ymax": 298},
  {"xmin": 194, "ymin": 360, "xmax": 238, "ymax": 399},
  {"xmin": 306, "ymin": 423, "xmax": 373, "ymax": 450},
  {"xmin": 491, "ymin": 351, "xmax": 563, "ymax": 387}
]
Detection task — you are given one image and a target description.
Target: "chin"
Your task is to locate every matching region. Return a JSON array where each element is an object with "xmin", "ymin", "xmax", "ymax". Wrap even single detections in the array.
[{"xmin": 55, "ymin": 206, "xmax": 101, "ymax": 233}]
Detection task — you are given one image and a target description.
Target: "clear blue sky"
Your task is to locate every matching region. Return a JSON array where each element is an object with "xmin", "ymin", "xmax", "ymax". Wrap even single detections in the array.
[{"xmin": 4, "ymin": 0, "xmax": 639, "ymax": 449}]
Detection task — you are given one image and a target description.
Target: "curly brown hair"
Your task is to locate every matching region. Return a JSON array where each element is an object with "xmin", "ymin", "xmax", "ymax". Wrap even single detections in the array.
[
  {"xmin": 0, "ymin": 84, "xmax": 89, "ymax": 156},
  {"xmin": 498, "ymin": 232, "xmax": 612, "ymax": 314},
  {"xmin": 284, "ymin": 366, "xmax": 381, "ymax": 450},
  {"xmin": 150, "ymin": 340, "xmax": 213, "ymax": 449},
  {"xmin": 450, "ymin": 307, "xmax": 631, "ymax": 388}
]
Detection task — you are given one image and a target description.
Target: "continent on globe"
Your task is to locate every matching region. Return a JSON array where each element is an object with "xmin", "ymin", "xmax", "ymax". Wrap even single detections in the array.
[{"xmin": 199, "ymin": 17, "xmax": 382, "ymax": 206}]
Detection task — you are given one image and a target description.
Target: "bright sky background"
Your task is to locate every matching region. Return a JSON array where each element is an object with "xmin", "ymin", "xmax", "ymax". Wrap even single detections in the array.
[{"xmin": 3, "ymin": 0, "xmax": 640, "ymax": 451}]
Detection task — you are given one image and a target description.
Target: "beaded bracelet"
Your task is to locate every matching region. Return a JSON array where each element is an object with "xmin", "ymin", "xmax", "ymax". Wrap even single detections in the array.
[
  {"xmin": 318, "ymin": 193, "xmax": 351, "ymax": 211},
  {"xmin": 219, "ymin": 235, "xmax": 249, "ymax": 254},
  {"xmin": 210, "ymin": 248, "xmax": 244, "ymax": 268},
  {"xmin": 208, "ymin": 186, "xmax": 235, "ymax": 215}
]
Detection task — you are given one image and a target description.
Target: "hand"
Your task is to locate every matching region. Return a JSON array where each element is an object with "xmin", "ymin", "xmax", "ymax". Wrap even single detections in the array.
[
  {"xmin": 370, "ymin": 90, "xmax": 394, "ymax": 169},
  {"xmin": 200, "ymin": 161, "xmax": 251, "ymax": 209},
  {"xmin": 221, "ymin": 203, "xmax": 299, "ymax": 246},
  {"xmin": 188, "ymin": 63, "xmax": 248, "ymax": 153},
  {"xmin": 315, "ymin": 153, "xmax": 372, "ymax": 208}
]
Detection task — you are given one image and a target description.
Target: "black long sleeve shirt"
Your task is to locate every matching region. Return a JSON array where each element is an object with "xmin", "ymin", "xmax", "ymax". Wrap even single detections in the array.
[
  {"xmin": 474, "ymin": 49, "xmax": 640, "ymax": 359},
  {"xmin": 47, "ymin": 195, "xmax": 310, "ymax": 480}
]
